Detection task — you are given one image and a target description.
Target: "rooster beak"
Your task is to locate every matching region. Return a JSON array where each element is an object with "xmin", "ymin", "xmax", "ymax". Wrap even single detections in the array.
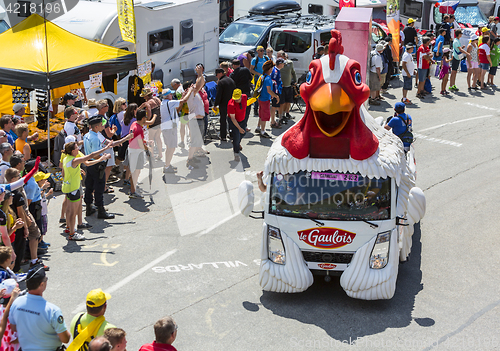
[{"xmin": 309, "ymin": 83, "xmax": 355, "ymax": 137}]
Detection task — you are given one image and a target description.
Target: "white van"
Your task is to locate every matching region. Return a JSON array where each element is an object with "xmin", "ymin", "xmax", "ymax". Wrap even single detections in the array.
[{"xmin": 55, "ymin": 0, "xmax": 219, "ymax": 102}]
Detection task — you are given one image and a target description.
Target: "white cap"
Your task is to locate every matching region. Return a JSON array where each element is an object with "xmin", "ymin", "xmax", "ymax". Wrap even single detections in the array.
[
  {"xmin": 13, "ymin": 103, "xmax": 26, "ymax": 113},
  {"xmin": 64, "ymin": 135, "xmax": 76, "ymax": 145},
  {"xmin": 376, "ymin": 43, "xmax": 384, "ymax": 52}
]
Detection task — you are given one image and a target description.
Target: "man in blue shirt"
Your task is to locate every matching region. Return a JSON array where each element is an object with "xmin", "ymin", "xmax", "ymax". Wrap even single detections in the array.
[
  {"xmin": 84, "ymin": 115, "xmax": 115, "ymax": 219},
  {"xmin": 385, "ymin": 102, "xmax": 413, "ymax": 151},
  {"xmin": 10, "ymin": 267, "xmax": 71, "ymax": 351},
  {"xmin": 250, "ymin": 45, "xmax": 269, "ymax": 116},
  {"xmin": 256, "ymin": 60, "xmax": 280, "ymax": 139}
]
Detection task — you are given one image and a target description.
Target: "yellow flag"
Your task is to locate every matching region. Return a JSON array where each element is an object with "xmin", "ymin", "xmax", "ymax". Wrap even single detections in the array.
[{"xmin": 117, "ymin": 0, "xmax": 136, "ymax": 44}]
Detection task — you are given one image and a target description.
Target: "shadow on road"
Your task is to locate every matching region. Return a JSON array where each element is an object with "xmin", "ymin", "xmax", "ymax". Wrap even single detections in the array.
[{"xmin": 256, "ymin": 223, "xmax": 429, "ymax": 341}]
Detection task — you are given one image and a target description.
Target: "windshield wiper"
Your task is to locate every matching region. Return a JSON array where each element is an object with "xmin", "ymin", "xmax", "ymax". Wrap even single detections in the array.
[
  {"xmin": 357, "ymin": 218, "xmax": 379, "ymax": 228},
  {"xmin": 305, "ymin": 214, "xmax": 324, "ymax": 227},
  {"xmin": 220, "ymin": 40, "xmax": 242, "ymax": 45}
]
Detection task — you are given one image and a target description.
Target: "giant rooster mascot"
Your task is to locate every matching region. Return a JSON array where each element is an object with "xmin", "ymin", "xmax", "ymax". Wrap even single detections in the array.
[{"xmin": 248, "ymin": 30, "xmax": 426, "ymax": 300}]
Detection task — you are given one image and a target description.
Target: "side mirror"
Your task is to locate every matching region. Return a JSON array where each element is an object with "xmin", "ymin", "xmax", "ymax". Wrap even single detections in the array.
[
  {"xmin": 238, "ymin": 180, "xmax": 255, "ymax": 216},
  {"xmin": 396, "ymin": 216, "xmax": 409, "ymax": 226}
]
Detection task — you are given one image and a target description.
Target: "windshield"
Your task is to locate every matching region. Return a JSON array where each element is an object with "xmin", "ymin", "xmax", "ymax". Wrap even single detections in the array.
[
  {"xmin": 219, "ymin": 22, "xmax": 267, "ymax": 46},
  {"xmin": 434, "ymin": 6, "xmax": 488, "ymax": 27},
  {"xmin": 0, "ymin": 20, "xmax": 9, "ymax": 35},
  {"xmin": 269, "ymin": 171, "xmax": 391, "ymax": 221}
]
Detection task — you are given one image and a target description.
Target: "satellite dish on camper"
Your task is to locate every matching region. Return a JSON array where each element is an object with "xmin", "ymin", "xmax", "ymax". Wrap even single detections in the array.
[{"xmin": 248, "ymin": 0, "xmax": 302, "ymax": 15}]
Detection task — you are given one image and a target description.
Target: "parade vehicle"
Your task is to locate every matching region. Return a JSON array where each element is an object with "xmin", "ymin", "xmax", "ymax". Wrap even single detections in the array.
[
  {"xmin": 238, "ymin": 30, "xmax": 426, "ymax": 300},
  {"xmin": 54, "ymin": 0, "xmax": 219, "ymax": 102}
]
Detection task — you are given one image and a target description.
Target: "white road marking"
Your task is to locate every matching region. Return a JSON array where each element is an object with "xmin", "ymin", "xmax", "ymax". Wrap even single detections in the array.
[
  {"xmin": 417, "ymin": 115, "xmax": 493, "ymax": 133},
  {"xmin": 414, "ymin": 133, "xmax": 462, "ymax": 147},
  {"xmin": 72, "ymin": 249, "xmax": 177, "ymax": 314},
  {"xmin": 464, "ymin": 102, "xmax": 499, "ymax": 111}
]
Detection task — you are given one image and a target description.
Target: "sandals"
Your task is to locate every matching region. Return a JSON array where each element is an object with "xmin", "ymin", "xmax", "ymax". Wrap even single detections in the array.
[
  {"xmin": 368, "ymin": 98, "xmax": 380, "ymax": 106},
  {"xmin": 104, "ymin": 187, "xmax": 114, "ymax": 193},
  {"xmin": 401, "ymin": 98, "xmax": 412, "ymax": 105},
  {"xmin": 271, "ymin": 122, "xmax": 282, "ymax": 129},
  {"xmin": 416, "ymin": 93, "xmax": 425, "ymax": 99}
]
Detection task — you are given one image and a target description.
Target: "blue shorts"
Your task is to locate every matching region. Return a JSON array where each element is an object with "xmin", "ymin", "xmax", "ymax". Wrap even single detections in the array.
[
  {"xmin": 480, "ymin": 62, "xmax": 490, "ymax": 71},
  {"xmin": 417, "ymin": 69, "xmax": 428, "ymax": 82},
  {"xmin": 403, "ymin": 76, "xmax": 412, "ymax": 90}
]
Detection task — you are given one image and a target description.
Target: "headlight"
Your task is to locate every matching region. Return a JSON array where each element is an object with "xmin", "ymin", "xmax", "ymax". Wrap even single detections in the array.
[
  {"xmin": 268, "ymin": 225, "xmax": 285, "ymax": 265},
  {"xmin": 369, "ymin": 231, "xmax": 391, "ymax": 269}
]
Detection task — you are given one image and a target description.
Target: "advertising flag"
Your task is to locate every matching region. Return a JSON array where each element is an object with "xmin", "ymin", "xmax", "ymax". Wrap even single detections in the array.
[
  {"xmin": 386, "ymin": 0, "xmax": 400, "ymax": 60},
  {"xmin": 117, "ymin": 0, "xmax": 136, "ymax": 44}
]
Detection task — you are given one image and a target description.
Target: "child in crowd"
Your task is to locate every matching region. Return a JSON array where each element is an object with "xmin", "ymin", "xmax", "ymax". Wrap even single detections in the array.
[
  {"xmin": 487, "ymin": 38, "xmax": 500, "ymax": 87},
  {"xmin": 439, "ymin": 49, "xmax": 451, "ymax": 95},
  {"xmin": 35, "ymin": 172, "xmax": 53, "ymax": 243}
]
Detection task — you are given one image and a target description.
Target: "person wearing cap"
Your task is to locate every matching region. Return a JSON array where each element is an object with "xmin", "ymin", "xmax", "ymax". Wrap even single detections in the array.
[
  {"xmin": 466, "ymin": 34, "xmax": 480, "ymax": 90},
  {"xmin": 23, "ymin": 160, "xmax": 46, "ymax": 246},
  {"xmin": 479, "ymin": 26, "xmax": 491, "ymax": 46},
  {"xmin": 69, "ymin": 289, "xmax": 115, "ymax": 351},
  {"xmin": 270, "ymin": 58, "xmax": 284, "ymax": 128},
  {"xmin": 369, "ymin": 43, "xmax": 385, "ymax": 105},
  {"xmin": 250, "ymin": 46, "xmax": 270, "ymax": 116},
  {"xmin": 416, "ymin": 37, "xmax": 435, "ymax": 98},
  {"xmin": 9, "ymin": 266, "xmax": 71, "ymax": 351},
  {"xmin": 62, "ymin": 92, "xmax": 78, "ymax": 109},
  {"xmin": 0, "ymin": 143, "xmax": 13, "ymax": 184},
  {"xmin": 84, "ymin": 115, "xmax": 115, "ymax": 219},
  {"xmin": 94, "ymin": 100, "xmax": 118, "ymax": 193},
  {"xmin": 256, "ymin": 60, "xmax": 278, "ymax": 139},
  {"xmin": 403, "ymin": 18, "xmax": 418, "ymax": 46},
  {"xmin": 139, "ymin": 87, "xmax": 163, "ymax": 161},
  {"xmin": 230, "ymin": 59, "xmax": 253, "ymax": 132},
  {"xmin": 160, "ymin": 86, "xmax": 193, "ymax": 173},
  {"xmin": 64, "ymin": 106, "xmax": 84, "ymax": 147},
  {"xmin": 438, "ymin": 48, "xmax": 452, "ymax": 95},
  {"xmin": 449, "ymin": 29, "xmax": 470, "ymax": 91},
  {"xmin": 478, "ymin": 36, "xmax": 493, "ymax": 89},
  {"xmin": 227, "ymin": 89, "xmax": 248, "ymax": 162},
  {"xmin": 401, "ymin": 44, "xmax": 415, "ymax": 105},
  {"xmin": 87, "ymin": 99, "xmax": 99, "ymax": 118},
  {"xmin": 139, "ymin": 316, "xmax": 178, "ymax": 351},
  {"xmin": 214, "ymin": 68, "xmax": 236, "ymax": 142},
  {"xmin": 487, "ymin": 37, "xmax": 500, "ymax": 87},
  {"xmin": 385, "ymin": 102, "xmax": 413, "ymax": 151},
  {"xmin": 35, "ymin": 171, "xmax": 52, "ymax": 247}
]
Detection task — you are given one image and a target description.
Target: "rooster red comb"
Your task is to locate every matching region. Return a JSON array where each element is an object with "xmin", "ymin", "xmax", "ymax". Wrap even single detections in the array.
[{"xmin": 328, "ymin": 29, "xmax": 344, "ymax": 71}]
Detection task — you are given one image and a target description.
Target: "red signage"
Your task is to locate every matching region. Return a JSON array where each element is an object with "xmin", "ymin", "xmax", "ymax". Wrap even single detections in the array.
[
  {"xmin": 339, "ymin": 0, "xmax": 356, "ymax": 9},
  {"xmin": 298, "ymin": 227, "xmax": 356, "ymax": 249},
  {"xmin": 318, "ymin": 263, "xmax": 337, "ymax": 270}
]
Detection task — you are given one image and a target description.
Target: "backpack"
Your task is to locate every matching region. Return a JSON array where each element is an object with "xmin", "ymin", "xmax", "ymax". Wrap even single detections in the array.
[
  {"xmin": 252, "ymin": 75, "xmax": 264, "ymax": 99},
  {"xmin": 398, "ymin": 114, "xmax": 414, "ymax": 144}
]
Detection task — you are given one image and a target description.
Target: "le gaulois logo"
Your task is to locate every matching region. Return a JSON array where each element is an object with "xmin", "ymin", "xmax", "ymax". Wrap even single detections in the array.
[{"xmin": 298, "ymin": 228, "xmax": 356, "ymax": 249}]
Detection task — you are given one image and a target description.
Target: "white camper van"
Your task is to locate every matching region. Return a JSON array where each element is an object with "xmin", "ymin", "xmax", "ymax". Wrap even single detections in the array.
[{"xmin": 54, "ymin": 0, "xmax": 219, "ymax": 101}]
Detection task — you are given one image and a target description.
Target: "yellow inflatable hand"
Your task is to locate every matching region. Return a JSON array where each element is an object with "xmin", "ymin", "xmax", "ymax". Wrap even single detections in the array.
[
  {"xmin": 247, "ymin": 98, "xmax": 257, "ymax": 106},
  {"xmin": 212, "ymin": 107, "xmax": 219, "ymax": 115}
]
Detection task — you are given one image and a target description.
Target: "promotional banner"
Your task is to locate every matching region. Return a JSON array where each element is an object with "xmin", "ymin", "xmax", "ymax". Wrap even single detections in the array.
[
  {"xmin": 89, "ymin": 72, "xmax": 103, "ymax": 89},
  {"xmin": 117, "ymin": 0, "xmax": 136, "ymax": 44},
  {"xmin": 386, "ymin": 0, "xmax": 400, "ymax": 60},
  {"xmin": 339, "ymin": 0, "xmax": 355, "ymax": 10}
]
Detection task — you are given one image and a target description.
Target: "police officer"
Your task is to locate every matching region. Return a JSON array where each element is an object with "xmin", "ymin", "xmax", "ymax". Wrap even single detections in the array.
[
  {"xmin": 9, "ymin": 267, "xmax": 71, "ymax": 351},
  {"xmin": 83, "ymin": 115, "xmax": 114, "ymax": 219}
]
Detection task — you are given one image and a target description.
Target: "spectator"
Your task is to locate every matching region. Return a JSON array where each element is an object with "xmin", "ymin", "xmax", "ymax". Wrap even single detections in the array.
[
  {"xmin": 270, "ymin": 58, "xmax": 284, "ymax": 129},
  {"xmin": 479, "ymin": 26, "xmax": 490, "ymax": 45},
  {"xmin": 214, "ymin": 68, "xmax": 236, "ymax": 141},
  {"xmin": 9, "ymin": 267, "xmax": 71, "ymax": 351},
  {"xmin": 104, "ymin": 328, "xmax": 127, "ymax": 351},
  {"xmin": 220, "ymin": 61, "xmax": 233, "ymax": 77},
  {"xmin": 433, "ymin": 29, "xmax": 446, "ymax": 62},
  {"xmin": 4, "ymin": 167, "xmax": 46, "ymax": 271},
  {"xmin": 449, "ymin": 29, "xmax": 470, "ymax": 91},
  {"xmin": 256, "ymin": 60, "xmax": 278, "ymax": 139},
  {"xmin": 94, "ymin": 100, "xmax": 117, "ymax": 193},
  {"xmin": 237, "ymin": 51, "xmax": 254, "ymax": 69},
  {"xmin": 23, "ymin": 161, "xmax": 46, "ymax": 247},
  {"xmin": 1, "ymin": 193, "xmax": 23, "ymax": 267},
  {"xmin": 487, "ymin": 37, "xmax": 500, "ymax": 87},
  {"xmin": 62, "ymin": 141, "xmax": 112, "ymax": 240},
  {"xmin": 0, "ymin": 116, "xmax": 15, "ymax": 146},
  {"xmin": 230, "ymin": 59, "xmax": 253, "ymax": 132},
  {"xmin": 438, "ymin": 49, "xmax": 451, "ymax": 95},
  {"xmin": 110, "ymin": 99, "xmax": 126, "ymax": 140},
  {"xmin": 0, "ymin": 192, "xmax": 16, "ymax": 264},
  {"xmin": 369, "ymin": 43, "xmax": 384, "ymax": 105},
  {"xmin": 160, "ymin": 87, "xmax": 192, "ymax": 174},
  {"xmin": 87, "ymin": 99, "xmax": 98, "ymax": 117},
  {"xmin": 466, "ymin": 35, "xmax": 480, "ymax": 90},
  {"xmin": 381, "ymin": 37, "xmax": 393, "ymax": 92},
  {"xmin": 314, "ymin": 46, "xmax": 324, "ymax": 59},
  {"xmin": 139, "ymin": 316, "xmax": 178, "ymax": 351},
  {"xmin": 0, "ymin": 283, "xmax": 21, "ymax": 351},
  {"xmin": 118, "ymin": 104, "xmax": 138, "ymax": 186},
  {"xmin": 266, "ymin": 47, "xmax": 277, "ymax": 63},
  {"xmin": 194, "ymin": 64, "xmax": 210, "ymax": 141},
  {"xmin": 0, "ymin": 143, "xmax": 13, "ymax": 183},
  {"xmin": 441, "ymin": 15, "xmax": 451, "ymax": 45},
  {"xmin": 88, "ymin": 336, "xmax": 112, "ymax": 351},
  {"xmin": 14, "ymin": 124, "xmax": 31, "ymax": 161},
  {"xmin": 478, "ymin": 36, "xmax": 492, "ymax": 89},
  {"xmin": 492, "ymin": 17, "xmax": 500, "ymax": 39},
  {"xmin": 0, "ymin": 131, "xmax": 7, "ymax": 147},
  {"xmin": 63, "ymin": 107, "xmax": 84, "ymax": 147},
  {"xmin": 139, "ymin": 88, "xmax": 163, "ymax": 161},
  {"xmin": 127, "ymin": 109, "xmax": 154, "ymax": 198},
  {"xmin": 401, "ymin": 44, "xmax": 415, "ymax": 105},
  {"xmin": 35, "ymin": 172, "xmax": 52, "ymax": 249},
  {"xmin": 384, "ymin": 102, "xmax": 413, "ymax": 152},
  {"xmin": 227, "ymin": 89, "xmax": 247, "ymax": 162},
  {"xmin": 416, "ymin": 37, "xmax": 434, "ymax": 98},
  {"xmin": 69, "ymin": 289, "xmax": 115, "ymax": 351},
  {"xmin": 250, "ymin": 46, "xmax": 269, "ymax": 116},
  {"xmin": 403, "ymin": 18, "xmax": 418, "ymax": 46},
  {"xmin": 151, "ymin": 62, "xmax": 164, "ymax": 85},
  {"xmin": 184, "ymin": 81, "xmax": 207, "ymax": 169},
  {"xmin": 12, "ymin": 105, "xmax": 38, "ymax": 138},
  {"xmin": 277, "ymin": 51, "xmax": 297, "ymax": 121}
]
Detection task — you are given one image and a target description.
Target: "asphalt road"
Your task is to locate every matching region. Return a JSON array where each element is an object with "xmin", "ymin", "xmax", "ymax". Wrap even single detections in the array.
[{"xmin": 42, "ymin": 73, "xmax": 500, "ymax": 351}]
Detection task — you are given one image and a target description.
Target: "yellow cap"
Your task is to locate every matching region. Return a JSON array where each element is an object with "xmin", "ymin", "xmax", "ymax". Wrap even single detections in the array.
[
  {"xmin": 86, "ymin": 289, "xmax": 111, "ymax": 308},
  {"xmin": 34, "ymin": 172, "xmax": 51, "ymax": 182},
  {"xmin": 482, "ymin": 27, "xmax": 490, "ymax": 32},
  {"xmin": 256, "ymin": 45, "xmax": 265, "ymax": 51},
  {"xmin": 232, "ymin": 89, "xmax": 242, "ymax": 100},
  {"xmin": 408, "ymin": 18, "xmax": 415, "ymax": 24}
]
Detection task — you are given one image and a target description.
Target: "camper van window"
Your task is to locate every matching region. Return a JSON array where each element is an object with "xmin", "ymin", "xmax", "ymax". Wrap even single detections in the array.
[
  {"xmin": 219, "ymin": 22, "xmax": 267, "ymax": 46},
  {"xmin": 308, "ymin": 4, "xmax": 323, "ymax": 15},
  {"xmin": 320, "ymin": 31, "xmax": 333, "ymax": 46},
  {"xmin": 402, "ymin": 0, "xmax": 422, "ymax": 19},
  {"xmin": 270, "ymin": 32, "xmax": 312, "ymax": 54},
  {"xmin": 269, "ymin": 171, "xmax": 391, "ymax": 221},
  {"xmin": 148, "ymin": 27, "xmax": 174, "ymax": 55},
  {"xmin": 180, "ymin": 19, "xmax": 194, "ymax": 45},
  {"xmin": 434, "ymin": 5, "xmax": 487, "ymax": 26},
  {"xmin": 0, "ymin": 20, "xmax": 8, "ymax": 34}
]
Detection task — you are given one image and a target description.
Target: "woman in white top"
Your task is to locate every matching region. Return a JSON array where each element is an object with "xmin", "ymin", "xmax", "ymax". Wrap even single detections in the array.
[{"xmin": 466, "ymin": 35, "xmax": 480, "ymax": 90}]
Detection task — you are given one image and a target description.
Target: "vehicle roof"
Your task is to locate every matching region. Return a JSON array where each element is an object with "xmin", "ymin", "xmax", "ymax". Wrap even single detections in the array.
[
  {"xmin": 248, "ymin": 0, "xmax": 301, "ymax": 15},
  {"xmin": 235, "ymin": 14, "xmax": 336, "ymax": 28}
]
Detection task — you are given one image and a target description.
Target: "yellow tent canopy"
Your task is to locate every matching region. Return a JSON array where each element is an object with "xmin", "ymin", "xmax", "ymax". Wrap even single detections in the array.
[{"xmin": 0, "ymin": 14, "xmax": 136, "ymax": 89}]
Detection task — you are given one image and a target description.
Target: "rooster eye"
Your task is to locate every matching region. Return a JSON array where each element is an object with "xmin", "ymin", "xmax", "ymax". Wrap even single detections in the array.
[
  {"xmin": 354, "ymin": 72, "xmax": 361, "ymax": 85},
  {"xmin": 306, "ymin": 71, "xmax": 312, "ymax": 84}
]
